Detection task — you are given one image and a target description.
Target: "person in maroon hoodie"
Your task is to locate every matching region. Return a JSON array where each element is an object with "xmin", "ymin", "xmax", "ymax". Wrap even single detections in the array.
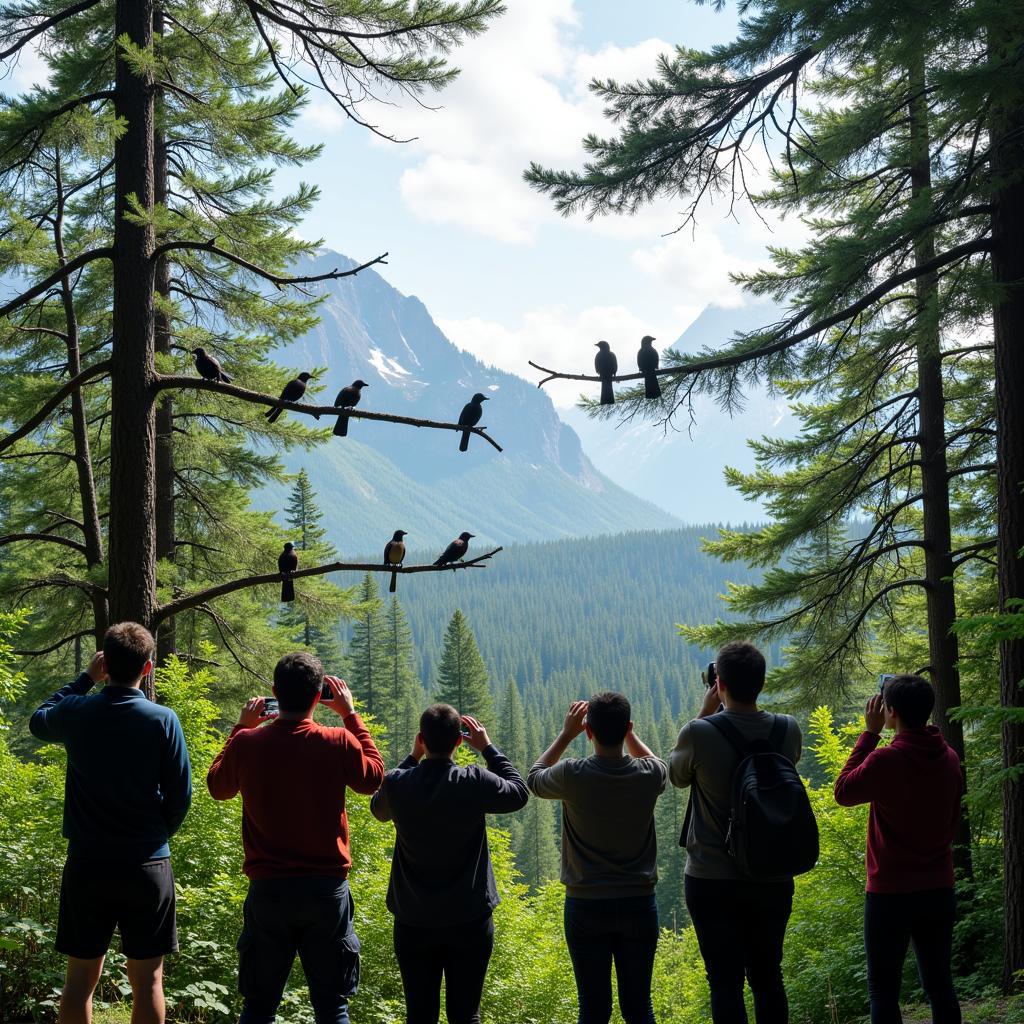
[
  {"xmin": 207, "ymin": 652, "xmax": 384, "ymax": 1024},
  {"xmin": 834, "ymin": 674, "xmax": 963, "ymax": 1024}
]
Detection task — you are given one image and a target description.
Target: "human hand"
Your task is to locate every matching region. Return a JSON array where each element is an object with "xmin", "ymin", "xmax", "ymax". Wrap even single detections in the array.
[
  {"xmin": 411, "ymin": 734, "xmax": 426, "ymax": 762},
  {"xmin": 699, "ymin": 681, "xmax": 722, "ymax": 719},
  {"xmin": 461, "ymin": 715, "xmax": 491, "ymax": 752},
  {"xmin": 322, "ymin": 676, "xmax": 355, "ymax": 716},
  {"xmin": 238, "ymin": 697, "xmax": 271, "ymax": 729},
  {"xmin": 561, "ymin": 701, "xmax": 588, "ymax": 740},
  {"xmin": 86, "ymin": 651, "xmax": 107, "ymax": 685},
  {"xmin": 864, "ymin": 694, "xmax": 886, "ymax": 734}
]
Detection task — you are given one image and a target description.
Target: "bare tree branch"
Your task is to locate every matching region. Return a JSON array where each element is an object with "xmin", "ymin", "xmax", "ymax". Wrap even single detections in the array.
[
  {"xmin": 0, "ymin": 0, "xmax": 100, "ymax": 61},
  {"xmin": 153, "ymin": 375, "xmax": 505, "ymax": 451},
  {"xmin": 0, "ymin": 532, "xmax": 87, "ymax": 554},
  {"xmin": 153, "ymin": 548, "xmax": 504, "ymax": 626},
  {"xmin": 0, "ymin": 248, "xmax": 114, "ymax": 318}
]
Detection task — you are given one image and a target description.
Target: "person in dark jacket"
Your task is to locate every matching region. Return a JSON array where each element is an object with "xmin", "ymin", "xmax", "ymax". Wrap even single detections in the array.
[
  {"xmin": 207, "ymin": 654, "xmax": 384, "ymax": 1024},
  {"xmin": 835, "ymin": 674, "xmax": 963, "ymax": 1024},
  {"xmin": 30, "ymin": 621, "xmax": 192, "ymax": 1024},
  {"xmin": 370, "ymin": 704, "xmax": 528, "ymax": 1024}
]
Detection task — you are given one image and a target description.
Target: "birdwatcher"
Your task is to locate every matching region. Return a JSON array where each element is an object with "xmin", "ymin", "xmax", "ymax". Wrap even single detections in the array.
[
  {"xmin": 29, "ymin": 622, "xmax": 192, "ymax": 1024},
  {"xmin": 834, "ymin": 674, "xmax": 963, "ymax": 1024},
  {"xmin": 669, "ymin": 641, "xmax": 811, "ymax": 1024},
  {"xmin": 529, "ymin": 692, "xmax": 667, "ymax": 1024},
  {"xmin": 207, "ymin": 654, "xmax": 384, "ymax": 1024},
  {"xmin": 370, "ymin": 704, "xmax": 528, "ymax": 1024}
]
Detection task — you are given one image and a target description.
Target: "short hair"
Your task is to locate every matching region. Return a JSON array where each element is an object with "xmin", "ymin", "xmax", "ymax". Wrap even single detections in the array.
[
  {"xmin": 716, "ymin": 641, "xmax": 766, "ymax": 703},
  {"xmin": 420, "ymin": 704, "xmax": 462, "ymax": 755},
  {"xmin": 103, "ymin": 622, "xmax": 154, "ymax": 685},
  {"xmin": 883, "ymin": 674, "xmax": 935, "ymax": 729},
  {"xmin": 587, "ymin": 691, "xmax": 631, "ymax": 746},
  {"xmin": 273, "ymin": 652, "xmax": 324, "ymax": 713}
]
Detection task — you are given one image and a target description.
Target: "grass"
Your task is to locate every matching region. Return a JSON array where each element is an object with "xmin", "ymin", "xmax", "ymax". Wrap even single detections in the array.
[{"xmin": 902, "ymin": 996, "xmax": 1024, "ymax": 1023}]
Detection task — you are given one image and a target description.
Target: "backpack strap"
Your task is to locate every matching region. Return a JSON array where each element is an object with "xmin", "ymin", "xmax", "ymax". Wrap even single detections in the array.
[
  {"xmin": 768, "ymin": 714, "xmax": 789, "ymax": 753},
  {"xmin": 702, "ymin": 713, "xmax": 753, "ymax": 758}
]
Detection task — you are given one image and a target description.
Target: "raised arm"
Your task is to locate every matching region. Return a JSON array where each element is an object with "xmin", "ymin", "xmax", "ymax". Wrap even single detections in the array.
[
  {"xmin": 29, "ymin": 651, "xmax": 106, "ymax": 742},
  {"xmin": 461, "ymin": 717, "xmax": 528, "ymax": 813},
  {"xmin": 528, "ymin": 701, "xmax": 587, "ymax": 798},
  {"xmin": 834, "ymin": 696, "xmax": 887, "ymax": 807}
]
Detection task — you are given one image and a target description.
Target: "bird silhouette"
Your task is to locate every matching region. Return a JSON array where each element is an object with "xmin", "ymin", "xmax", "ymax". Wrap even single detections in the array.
[
  {"xmin": 265, "ymin": 372, "xmax": 313, "ymax": 424},
  {"xmin": 278, "ymin": 542, "xmax": 298, "ymax": 602},
  {"xmin": 193, "ymin": 347, "xmax": 231, "ymax": 383},
  {"xmin": 594, "ymin": 341, "xmax": 617, "ymax": 405},
  {"xmin": 434, "ymin": 531, "xmax": 474, "ymax": 567},
  {"xmin": 457, "ymin": 393, "xmax": 489, "ymax": 452},
  {"xmin": 384, "ymin": 529, "xmax": 408, "ymax": 593},
  {"xmin": 637, "ymin": 335, "xmax": 661, "ymax": 399},
  {"xmin": 333, "ymin": 379, "xmax": 369, "ymax": 437}
]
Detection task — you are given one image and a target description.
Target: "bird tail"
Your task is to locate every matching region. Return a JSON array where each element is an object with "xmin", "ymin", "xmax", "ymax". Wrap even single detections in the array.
[
  {"xmin": 433, "ymin": 557, "xmax": 445, "ymax": 567},
  {"xmin": 281, "ymin": 578, "xmax": 295, "ymax": 602},
  {"xmin": 600, "ymin": 380, "xmax": 615, "ymax": 405},
  {"xmin": 220, "ymin": 372, "xmax": 232, "ymax": 384},
  {"xmin": 266, "ymin": 406, "xmax": 282, "ymax": 423},
  {"xmin": 389, "ymin": 570, "xmax": 398, "ymax": 593},
  {"xmin": 644, "ymin": 373, "xmax": 662, "ymax": 400},
  {"xmin": 333, "ymin": 414, "xmax": 349, "ymax": 437},
  {"xmin": 459, "ymin": 428, "xmax": 470, "ymax": 452}
]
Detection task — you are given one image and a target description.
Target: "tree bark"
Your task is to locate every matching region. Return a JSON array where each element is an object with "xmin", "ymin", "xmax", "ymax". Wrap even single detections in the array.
[
  {"xmin": 908, "ymin": 55, "xmax": 973, "ymax": 880},
  {"xmin": 108, "ymin": 0, "xmax": 157, "ymax": 691},
  {"xmin": 153, "ymin": 6, "xmax": 176, "ymax": 665},
  {"xmin": 990, "ymin": 49, "xmax": 1024, "ymax": 995}
]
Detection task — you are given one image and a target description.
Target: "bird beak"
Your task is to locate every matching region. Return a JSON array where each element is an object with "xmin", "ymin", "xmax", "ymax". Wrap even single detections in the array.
[{"xmin": 482, "ymin": 396, "xmax": 489, "ymax": 401}]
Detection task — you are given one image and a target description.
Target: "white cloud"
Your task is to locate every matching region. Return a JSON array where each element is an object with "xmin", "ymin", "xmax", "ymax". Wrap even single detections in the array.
[
  {"xmin": 437, "ymin": 304, "xmax": 674, "ymax": 408},
  {"xmin": 301, "ymin": 99, "xmax": 347, "ymax": 136}
]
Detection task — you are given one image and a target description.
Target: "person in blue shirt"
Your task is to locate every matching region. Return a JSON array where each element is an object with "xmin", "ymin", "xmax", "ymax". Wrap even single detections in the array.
[{"xmin": 30, "ymin": 621, "xmax": 192, "ymax": 1024}]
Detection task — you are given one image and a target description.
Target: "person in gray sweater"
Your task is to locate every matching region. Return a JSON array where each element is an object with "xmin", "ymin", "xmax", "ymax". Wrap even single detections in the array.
[
  {"xmin": 528, "ymin": 692, "xmax": 666, "ymax": 1024},
  {"xmin": 670, "ymin": 641, "xmax": 802, "ymax": 1024}
]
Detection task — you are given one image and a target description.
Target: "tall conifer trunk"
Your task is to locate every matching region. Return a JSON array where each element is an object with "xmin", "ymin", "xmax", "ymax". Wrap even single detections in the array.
[
  {"xmin": 990, "ymin": 53, "xmax": 1024, "ymax": 995},
  {"xmin": 908, "ymin": 53, "xmax": 973, "ymax": 879},
  {"xmin": 153, "ymin": 5, "xmax": 176, "ymax": 665},
  {"xmin": 108, "ymin": 0, "xmax": 157, "ymax": 662}
]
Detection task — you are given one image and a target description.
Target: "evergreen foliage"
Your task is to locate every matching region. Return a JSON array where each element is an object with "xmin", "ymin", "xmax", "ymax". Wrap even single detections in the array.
[{"xmin": 434, "ymin": 608, "xmax": 494, "ymax": 723}]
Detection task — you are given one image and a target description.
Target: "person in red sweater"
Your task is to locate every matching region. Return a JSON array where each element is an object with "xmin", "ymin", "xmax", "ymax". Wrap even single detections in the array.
[
  {"xmin": 207, "ymin": 652, "xmax": 384, "ymax": 1024},
  {"xmin": 834, "ymin": 674, "xmax": 963, "ymax": 1024}
]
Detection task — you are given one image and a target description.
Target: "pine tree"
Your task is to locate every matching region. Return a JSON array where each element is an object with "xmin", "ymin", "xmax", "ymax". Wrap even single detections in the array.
[
  {"xmin": 379, "ymin": 595, "xmax": 420, "ymax": 762},
  {"xmin": 434, "ymin": 609, "xmax": 494, "ymax": 723},
  {"xmin": 280, "ymin": 469, "xmax": 344, "ymax": 666},
  {"xmin": 347, "ymin": 573, "xmax": 384, "ymax": 720},
  {"xmin": 496, "ymin": 677, "xmax": 528, "ymax": 768}
]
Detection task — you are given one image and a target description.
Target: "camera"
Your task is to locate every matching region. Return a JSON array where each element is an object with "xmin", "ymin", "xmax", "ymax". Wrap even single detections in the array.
[
  {"xmin": 705, "ymin": 662, "xmax": 718, "ymax": 689},
  {"xmin": 263, "ymin": 697, "xmax": 279, "ymax": 718},
  {"xmin": 878, "ymin": 673, "xmax": 898, "ymax": 695},
  {"xmin": 321, "ymin": 681, "xmax": 334, "ymax": 701}
]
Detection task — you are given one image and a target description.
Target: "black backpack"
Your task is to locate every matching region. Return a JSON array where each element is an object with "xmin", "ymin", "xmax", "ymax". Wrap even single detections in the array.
[{"xmin": 680, "ymin": 714, "xmax": 819, "ymax": 878}]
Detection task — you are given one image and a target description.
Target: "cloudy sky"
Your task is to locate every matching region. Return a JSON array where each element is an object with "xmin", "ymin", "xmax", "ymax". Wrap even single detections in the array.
[{"xmin": 273, "ymin": 0, "xmax": 805, "ymax": 413}]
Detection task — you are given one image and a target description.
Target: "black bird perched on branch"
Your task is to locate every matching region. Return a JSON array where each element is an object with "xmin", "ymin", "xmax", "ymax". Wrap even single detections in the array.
[
  {"xmin": 457, "ymin": 393, "xmax": 489, "ymax": 452},
  {"xmin": 278, "ymin": 542, "xmax": 298, "ymax": 602},
  {"xmin": 332, "ymin": 379, "xmax": 369, "ymax": 437},
  {"xmin": 594, "ymin": 341, "xmax": 617, "ymax": 405},
  {"xmin": 384, "ymin": 529, "xmax": 408, "ymax": 593},
  {"xmin": 265, "ymin": 372, "xmax": 314, "ymax": 424},
  {"xmin": 193, "ymin": 347, "xmax": 231, "ymax": 383},
  {"xmin": 434, "ymin": 531, "xmax": 473, "ymax": 567},
  {"xmin": 637, "ymin": 335, "xmax": 661, "ymax": 399}
]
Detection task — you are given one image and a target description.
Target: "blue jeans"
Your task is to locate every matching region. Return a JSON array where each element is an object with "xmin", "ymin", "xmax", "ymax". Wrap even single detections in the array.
[
  {"xmin": 865, "ymin": 888, "xmax": 961, "ymax": 1024},
  {"xmin": 563, "ymin": 894, "xmax": 659, "ymax": 1024},
  {"xmin": 237, "ymin": 877, "xmax": 360, "ymax": 1024}
]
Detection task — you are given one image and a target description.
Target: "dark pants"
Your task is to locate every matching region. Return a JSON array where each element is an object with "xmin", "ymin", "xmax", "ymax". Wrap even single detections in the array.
[
  {"xmin": 237, "ymin": 877, "xmax": 360, "ymax": 1024},
  {"xmin": 393, "ymin": 913, "xmax": 494, "ymax": 1024},
  {"xmin": 685, "ymin": 874, "xmax": 794, "ymax": 1024},
  {"xmin": 563, "ymin": 894, "xmax": 659, "ymax": 1024},
  {"xmin": 865, "ymin": 888, "xmax": 961, "ymax": 1024}
]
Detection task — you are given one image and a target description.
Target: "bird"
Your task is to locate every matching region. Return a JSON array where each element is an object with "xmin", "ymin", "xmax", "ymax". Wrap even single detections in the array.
[
  {"xmin": 637, "ymin": 335, "xmax": 661, "ymax": 399},
  {"xmin": 434, "ymin": 531, "xmax": 474, "ymax": 568},
  {"xmin": 332, "ymin": 379, "xmax": 369, "ymax": 437},
  {"xmin": 265, "ymin": 372, "xmax": 314, "ymax": 424},
  {"xmin": 594, "ymin": 341, "xmax": 618, "ymax": 405},
  {"xmin": 457, "ymin": 393, "xmax": 489, "ymax": 452},
  {"xmin": 278, "ymin": 542, "xmax": 298, "ymax": 602},
  {"xmin": 383, "ymin": 530, "xmax": 408, "ymax": 593},
  {"xmin": 193, "ymin": 347, "xmax": 231, "ymax": 383}
]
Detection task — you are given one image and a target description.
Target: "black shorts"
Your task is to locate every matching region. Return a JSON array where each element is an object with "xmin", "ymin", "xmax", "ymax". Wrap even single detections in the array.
[{"xmin": 56, "ymin": 857, "xmax": 178, "ymax": 960}]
